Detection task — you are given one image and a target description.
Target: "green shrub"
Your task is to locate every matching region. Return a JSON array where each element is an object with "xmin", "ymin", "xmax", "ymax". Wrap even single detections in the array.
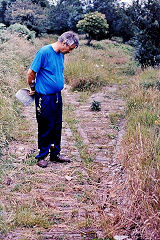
[
  {"xmin": 8, "ymin": 23, "xmax": 35, "ymax": 41},
  {"xmin": 0, "ymin": 23, "xmax": 6, "ymax": 30},
  {"xmin": 90, "ymin": 101, "xmax": 101, "ymax": 111},
  {"xmin": 77, "ymin": 11, "xmax": 108, "ymax": 45},
  {"xmin": 0, "ymin": 29, "xmax": 10, "ymax": 44}
]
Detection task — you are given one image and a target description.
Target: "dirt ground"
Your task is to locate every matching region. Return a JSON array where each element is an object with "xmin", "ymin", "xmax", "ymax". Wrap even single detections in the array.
[{"xmin": 2, "ymin": 84, "xmax": 128, "ymax": 240}]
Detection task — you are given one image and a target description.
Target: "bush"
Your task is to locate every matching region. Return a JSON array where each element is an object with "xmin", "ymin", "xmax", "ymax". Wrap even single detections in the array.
[
  {"xmin": 8, "ymin": 23, "xmax": 35, "ymax": 41},
  {"xmin": 90, "ymin": 101, "xmax": 101, "ymax": 111},
  {"xmin": 77, "ymin": 12, "xmax": 108, "ymax": 45},
  {"xmin": 0, "ymin": 23, "xmax": 6, "ymax": 30},
  {"xmin": 0, "ymin": 29, "xmax": 10, "ymax": 44}
]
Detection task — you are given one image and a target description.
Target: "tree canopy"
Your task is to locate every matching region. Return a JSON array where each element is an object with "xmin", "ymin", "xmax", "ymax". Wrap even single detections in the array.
[
  {"xmin": 77, "ymin": 11, "xmax": 108, "ymax": 45},
  {"xmin": 4, "ymin": 0, "xmax": 49, "ymax": 34}
]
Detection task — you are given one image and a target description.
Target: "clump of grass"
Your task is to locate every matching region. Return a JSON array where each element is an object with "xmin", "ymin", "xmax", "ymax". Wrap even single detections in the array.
[
  {"xmin": 109, "ymin": 113, "xmax": 123, "ymax": 125},
  {"xmin": 13, "ymin": 205, "xmax": 51, "ymax": 228},
  {"xmin": 113, "ymin": 67, "xmax": 160, "ymax": 239},
  {"xmin": 90, "ymin": 100, "xmax": 101, "ymax": 111}
]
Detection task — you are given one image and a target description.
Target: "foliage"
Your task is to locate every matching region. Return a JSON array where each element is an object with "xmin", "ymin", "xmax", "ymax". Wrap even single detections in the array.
[
  {"xmin": 77, "ymin": 12, "xmax": 108, "ymax": 45},
  {"xmin": 48, "ymin": 0, "xmax": 83, "ymax": 34},
  {"xmin": 8, "ymin": 23, "xmax": 35, "ymax": 41},
  {"xmin": 0, "ymin": 28, "xmax": 10, "ymax": 43},
  {"xmin": 130, "ymin": 0, "xmax": 160, "ymax": 67},
  {"xmin": 0, "ymin": 23, "xmax": 6, "ymax": 29},
  {"xmin": 90, "ymin": 101, "xmax": 101, "ymax": 111},
  {"xmin": 4, "ymin": 0, "xmax": 49, "ymax": 34}
]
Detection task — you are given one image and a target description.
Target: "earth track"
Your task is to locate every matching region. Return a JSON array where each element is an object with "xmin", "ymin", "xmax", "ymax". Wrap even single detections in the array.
[{"xmin": 3, "ymin": 84, "xmax": 127, "ymax": 240}]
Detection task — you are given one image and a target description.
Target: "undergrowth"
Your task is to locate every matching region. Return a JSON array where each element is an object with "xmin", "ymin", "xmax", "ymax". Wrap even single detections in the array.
[
  {"xmin": 113, "ymin": 68, "xmax": 160, "ymax": 239},
  {"xmin": 64, "ymin": 39, "xmax": 137, "ymax": 92},
  {"xmin": 1, "ymin": 31, "xmax": 159, "ymax": 240}
]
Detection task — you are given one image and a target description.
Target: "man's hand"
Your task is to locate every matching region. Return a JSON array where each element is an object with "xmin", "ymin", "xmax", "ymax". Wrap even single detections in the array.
[{"xmin": 29, "ymin": 90, "xmax": 35, "ymax": 96}]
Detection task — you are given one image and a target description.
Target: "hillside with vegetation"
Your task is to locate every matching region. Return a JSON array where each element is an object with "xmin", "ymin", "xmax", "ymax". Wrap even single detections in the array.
[{"xmin": 0, "ymin": 25, "xmax": 160, "ymax": 240}]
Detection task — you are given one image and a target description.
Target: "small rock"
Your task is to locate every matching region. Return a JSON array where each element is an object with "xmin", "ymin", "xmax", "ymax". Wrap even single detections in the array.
[
  {"xmin": 65, "ymin": 175, "xmax": 73, "ymax": 181},
  {"xmin": 114, "ymin": 235, "xmax": 129, "ymax": 240},
  {"xmin": 6, "ymin": 178, "xmax": 12, "ymax": 185}
]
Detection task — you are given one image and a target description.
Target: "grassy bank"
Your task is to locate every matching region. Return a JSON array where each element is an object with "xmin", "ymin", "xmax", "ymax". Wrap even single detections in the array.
[
  {"xmin": 64, "ymin": 39, "xmax": 137, "ymax": 92},
  {"xmin": 117, "ymin": 68, "xmax": 160, "ymax": 239}
]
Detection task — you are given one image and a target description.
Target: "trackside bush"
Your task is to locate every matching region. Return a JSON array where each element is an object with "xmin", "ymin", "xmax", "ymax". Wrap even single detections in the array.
[
  {"xmin": 8, "ymin": 23, "xmax": 35, "ymax": 41},
  {"xmin": 77, "ymin": 12, "xmax": 108, "ymax": 45}
]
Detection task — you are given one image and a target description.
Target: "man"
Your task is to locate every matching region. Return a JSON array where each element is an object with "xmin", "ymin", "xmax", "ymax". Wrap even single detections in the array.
[{"xmin": 27, "ymin": 31, "xmax": 79, "ymax": 168}]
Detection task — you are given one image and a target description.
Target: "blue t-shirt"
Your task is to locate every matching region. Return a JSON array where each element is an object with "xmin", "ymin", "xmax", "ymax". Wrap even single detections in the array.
[{"xmin": 30, "ymin": 45, "xmax": 64, "ymax": 94}]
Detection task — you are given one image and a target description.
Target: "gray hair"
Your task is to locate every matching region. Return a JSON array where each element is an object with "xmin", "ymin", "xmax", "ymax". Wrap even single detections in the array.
[{"xmin": 58, "ymin": 31, "xmax": 79, "ymax": 48}]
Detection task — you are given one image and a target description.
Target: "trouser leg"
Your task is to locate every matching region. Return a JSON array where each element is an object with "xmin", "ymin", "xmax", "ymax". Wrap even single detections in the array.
[
  {"xmin": 35, "ymin": 93, "xmax": 62, "ymax": 159},
  {"xmin": 50, "ymin": 94, "xmax": 62, "ymax": 157}
]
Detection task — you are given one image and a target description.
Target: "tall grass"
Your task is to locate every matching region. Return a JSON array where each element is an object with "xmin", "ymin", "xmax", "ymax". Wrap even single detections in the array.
[
  {"xmin": 64, "ymin": 40, "xmax": 137, "ymax": 92},
  {"xmin": 0, "ymin": 32, "xmax": 38, "ymax": 168},
  {"xmin": 114, "ymin": 68, "xmax": 160, "ymax": 239}
]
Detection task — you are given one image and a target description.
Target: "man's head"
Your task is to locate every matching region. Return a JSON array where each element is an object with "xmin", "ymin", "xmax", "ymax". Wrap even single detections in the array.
[{"xmin": 58, "ymin": 31, "xmax": 79, "ymax": 54}]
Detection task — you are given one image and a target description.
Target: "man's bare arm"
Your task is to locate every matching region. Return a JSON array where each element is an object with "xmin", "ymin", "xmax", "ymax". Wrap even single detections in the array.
[{"xmin": 27, "ymin": 68, "xmax": 36, "ymax": 94}]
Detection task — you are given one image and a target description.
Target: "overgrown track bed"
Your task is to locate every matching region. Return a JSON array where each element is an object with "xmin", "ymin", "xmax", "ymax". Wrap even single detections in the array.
[{"xmin": 1, "ymin": 84, "xmax": 126, "ymax": 240}]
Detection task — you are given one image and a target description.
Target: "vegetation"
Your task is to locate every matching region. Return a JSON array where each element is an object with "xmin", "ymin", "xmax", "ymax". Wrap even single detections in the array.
[
  {"xmin": 77, "ymin": 12, "xmax": 108, "ymax": 45},
  {"xmin": 0, "ymin": 0, "xmax": 160, "ymax": 67},
  {"xmin": 8, "ymin": 23, "xmax": 35, "ymax": 41},
  {"xmin": 0, "ymin": 7, "xmax": 160, "ymax": 238}
]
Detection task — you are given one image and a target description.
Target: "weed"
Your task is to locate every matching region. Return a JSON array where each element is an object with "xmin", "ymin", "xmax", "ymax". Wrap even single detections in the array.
[
  {"xmin": 109, "ymin": 113, "xmax": 123, "ymax": 125},
  {"xmin": 90, "ymin": 100, "xmax": 101, "ymax": 111},
  {"xmin": 91, "ymin": 43, "xmax": 106, "ymax": 50},
  {"xmin": 50, "ymin": 183, "xmax": 66, "ymax": 192},
  {"xmin": 107, "ymin": 133, "xmax": 116, "ymax": 139},
  {"xmin": 14, "ymin": 205, "xmax": 51, "ymax": 228}
]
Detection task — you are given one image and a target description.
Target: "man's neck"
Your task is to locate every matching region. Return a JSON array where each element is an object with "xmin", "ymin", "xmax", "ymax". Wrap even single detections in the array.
[{"xmin": 51, "ymin": 42, "xmax": 60, "ymax": 53}]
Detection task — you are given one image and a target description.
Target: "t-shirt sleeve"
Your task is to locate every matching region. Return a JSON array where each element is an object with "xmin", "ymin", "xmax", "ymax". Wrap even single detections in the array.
[{"xmin": 30, "ymin": 49, "xmax": 45, "ymax": 73}]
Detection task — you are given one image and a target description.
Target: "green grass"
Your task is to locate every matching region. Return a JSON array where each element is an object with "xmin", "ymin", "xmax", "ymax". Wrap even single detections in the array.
[
  {"xmin": 64, "ymin": 39, "xmax": 137, "ymax": 92},
  {"xmin": 120, "ymin": 67, "xmax": 160, "ymax": 239},
  {"xmin": 13, "ymin": 205, "xmax": 51, "ymax": 228},
  {"xmin": 63, "ymin": 103, "xmax": 93, "ymax": 165}
]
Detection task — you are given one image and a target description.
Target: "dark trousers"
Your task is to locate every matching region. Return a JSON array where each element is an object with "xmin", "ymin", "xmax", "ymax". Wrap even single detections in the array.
[{"xmin": 35, "ymin": 92, "xmax": 62, "ymax": 159}]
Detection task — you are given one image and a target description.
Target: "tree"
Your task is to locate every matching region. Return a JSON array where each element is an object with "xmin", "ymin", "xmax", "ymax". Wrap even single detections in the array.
[
  {"xmin": 134, "ymin": 0, "xmax": 160, "ymax": 67},
  {"xmin": 77, "ymin": 11, "xmax": 108, "ymax": 45},
  {"xmin": 4, "ymin": 0, "xmax": 49, "ymax": 34},
  {"xmin": 91, "ymin": 0, "xmax": 119, "ymax": 38},
  {"xmin": 112, "ymin": 5, "xmax": 135, "ymax": 43},
  {"xmin": 48, "ymin": 0, "xmax": 83, "ymax": 34},
  {"xmin": 0, "ymin": 0, "xmax": 15, "ymax": 23}
]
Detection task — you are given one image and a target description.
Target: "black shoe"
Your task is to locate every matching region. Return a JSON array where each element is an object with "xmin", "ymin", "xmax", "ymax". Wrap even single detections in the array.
[
  {"xmin": 50, "ymin": 154, "xmax": 71, "ymax": 163},
  {"xmin": 37, "ymin": 159, "xmax": 48, "ymax": 168}
]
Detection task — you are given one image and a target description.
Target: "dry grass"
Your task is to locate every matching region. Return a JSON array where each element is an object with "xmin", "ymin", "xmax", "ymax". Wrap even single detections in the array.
[
  {"xmin": 64, "ymin": 39, "xmax": 137, "ymax": 92},
  {"xmin": 108, "ymin": 69, "xmax": 160, "ymax": 239}
]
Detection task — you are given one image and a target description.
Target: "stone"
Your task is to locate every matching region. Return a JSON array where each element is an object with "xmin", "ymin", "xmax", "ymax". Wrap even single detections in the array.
[{"xmin": 114, "ymin": 235, "xmax": 129, "ymax": 240}]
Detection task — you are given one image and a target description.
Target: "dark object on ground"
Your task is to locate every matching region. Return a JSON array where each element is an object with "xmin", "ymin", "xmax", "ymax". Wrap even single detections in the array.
[{"xmin": 90, "ymin": 100, "xmax": 101, "ymax": 111}]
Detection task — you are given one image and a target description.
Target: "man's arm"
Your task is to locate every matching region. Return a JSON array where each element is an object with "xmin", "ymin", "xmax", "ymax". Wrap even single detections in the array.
[{"xmin": 27, "ymin": 68, "xmax": 36, "ymax": 94}]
